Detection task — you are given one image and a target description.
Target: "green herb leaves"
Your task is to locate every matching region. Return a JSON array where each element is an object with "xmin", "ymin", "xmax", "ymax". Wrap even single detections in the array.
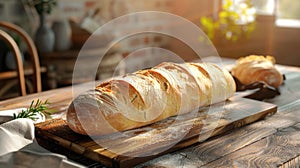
[{"xmin": 13, "ymin": 99, "xmax": 52, "ymax": 121}]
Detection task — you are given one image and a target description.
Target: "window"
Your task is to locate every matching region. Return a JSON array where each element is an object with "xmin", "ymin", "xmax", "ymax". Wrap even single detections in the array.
[
  {"xmin": 251, "ymin": 0, "xmax": 274, "ymax": 15},
  {"xmin": 221, "ymin": 0, "xmax": 300, "ymax": 28},
  {"xmin": 276, "ymin": 0, "xmax": 300, "ymax": 28},
  {"xmin": 277, "ymin": 0, "xmax": 300, "ymax": 20}
]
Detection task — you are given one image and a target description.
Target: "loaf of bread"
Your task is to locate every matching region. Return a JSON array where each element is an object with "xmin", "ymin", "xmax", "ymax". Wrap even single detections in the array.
[
  {"xmin": 231, "ymin": 55, "xmax": 283, "ymax": 88},
  {"xmin": 67, "ymin": 62, "xmax": 236, "ymax": 135}
]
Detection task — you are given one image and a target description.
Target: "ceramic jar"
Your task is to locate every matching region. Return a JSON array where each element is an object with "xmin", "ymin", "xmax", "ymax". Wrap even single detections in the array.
[
  {"xmin": 52, "ymin": 20, "xmax": 72, "ymax": 51},
  {"xmin": 35, "ymin": 13, "xmax": 55, "ymax": 53}
]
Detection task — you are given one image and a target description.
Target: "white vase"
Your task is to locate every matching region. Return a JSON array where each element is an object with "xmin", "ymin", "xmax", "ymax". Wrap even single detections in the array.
[
  {"xmin": 52, "ymin": 20, "xmax": 72, "ymax": 51},
  {"xmin": 35, "ymin": 14, "xmax": 55, "ymax": 53}
]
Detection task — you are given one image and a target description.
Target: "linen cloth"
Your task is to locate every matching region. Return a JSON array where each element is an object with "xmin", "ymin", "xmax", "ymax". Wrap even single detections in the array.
[{"xmin": 0, "ymin": 109, "xmax": 86, "ymax": 168}]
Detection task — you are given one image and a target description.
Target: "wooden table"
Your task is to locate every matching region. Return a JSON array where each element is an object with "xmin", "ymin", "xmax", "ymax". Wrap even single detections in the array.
[{"xmin": 0, "ymin": 59, "xmax": 299, "ymax": 168}]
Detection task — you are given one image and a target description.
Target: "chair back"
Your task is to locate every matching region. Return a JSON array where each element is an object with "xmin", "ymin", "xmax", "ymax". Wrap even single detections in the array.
[{"xmin": 0, "ymin": 21, "xmax": 42, "ymax": 96}]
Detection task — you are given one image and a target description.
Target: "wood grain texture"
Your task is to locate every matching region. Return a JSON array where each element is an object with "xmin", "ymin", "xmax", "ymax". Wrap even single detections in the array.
[
  {"xmin": 35, "ymin": 98, "xmax": 277, "ymax": 168},
  {"xmin": 138, "ymin": 107, "xmax": 300, "ymax": 168},
  {"xmin": 137, "ymin": 124, "xmax": 277, "ymax": 167},
  {"xmin": 203, "ymin": 125, "xmax": 300, "ymax": 168}
]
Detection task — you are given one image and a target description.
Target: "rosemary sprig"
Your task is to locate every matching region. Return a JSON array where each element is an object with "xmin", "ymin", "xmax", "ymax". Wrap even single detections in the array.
[{"xmin": 13, "ymin": 99, "xmax": 52, "ymax": 121}]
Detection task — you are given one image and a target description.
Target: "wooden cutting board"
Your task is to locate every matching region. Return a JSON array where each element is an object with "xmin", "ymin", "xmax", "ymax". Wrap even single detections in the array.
[{"xmin": 35, "ymin": 98, "xmax": 277, "ymax": 168}]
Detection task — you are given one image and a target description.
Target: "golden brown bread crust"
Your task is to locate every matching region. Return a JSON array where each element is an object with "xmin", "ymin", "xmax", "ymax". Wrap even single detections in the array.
[
  {"xmin": 231, "ymin": 55, "xmax": 283, "ymax": 88},
  {"xmin": 67, "ymin": 62, "xmax": 236, "ymax": 135}
]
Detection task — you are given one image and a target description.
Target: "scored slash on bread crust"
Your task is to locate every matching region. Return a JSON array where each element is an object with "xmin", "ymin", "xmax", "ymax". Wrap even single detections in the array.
[{"xmin": 67, "ymin": 62, "xmax": 236, "ymax": 135}]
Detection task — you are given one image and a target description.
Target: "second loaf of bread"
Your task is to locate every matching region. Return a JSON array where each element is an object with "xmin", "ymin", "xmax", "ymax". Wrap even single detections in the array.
[{"xmin": 67, "ymin": 62, "xmax": 236, "ymax": 135}]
